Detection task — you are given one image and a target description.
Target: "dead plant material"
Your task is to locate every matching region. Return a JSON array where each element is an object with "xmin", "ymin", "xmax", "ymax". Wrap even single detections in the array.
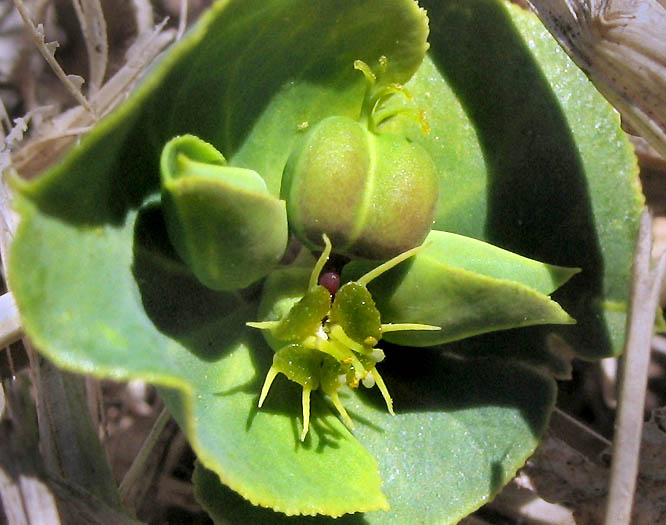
[{"xmin": 528, "ymin": 0, "xmax": 666, "ymax": 161}]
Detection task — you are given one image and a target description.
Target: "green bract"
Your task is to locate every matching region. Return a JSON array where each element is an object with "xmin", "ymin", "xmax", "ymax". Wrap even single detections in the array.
[
  {"xmin": 7, "ymin": 0, "xmax": 643, "ymax": 522},
  {"xmin": 281, "ymin": 61, "xmax": 439, "ymax": 259},
  {"xmin": 343, "ymin": 230, "xmax": 579, "ymax": 347},
  {"xmin": 160, "ymin": 135, "xmax": 288, "ymax": 290}
]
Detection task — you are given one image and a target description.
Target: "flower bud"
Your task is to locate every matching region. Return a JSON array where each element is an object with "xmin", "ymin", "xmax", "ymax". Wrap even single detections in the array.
[
  {"xmin": 160, "ymin": 134, "xmax": 288, "ymax": 291},
  {"xmin": 281, "ymin": 115, "xmax": 438, "ymax": 259}
]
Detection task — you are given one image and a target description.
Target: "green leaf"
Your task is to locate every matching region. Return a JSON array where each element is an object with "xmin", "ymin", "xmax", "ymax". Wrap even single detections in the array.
[
  {"xmin": 343, "ymin": 230, "xmax": 576, "ymax": 347},
  {"xmin": 11, "ymin": 198, "xmax": 388, "ymax": 515},
  {"xmin": 194, "ymin": 354, "xmax": 556, "ymax": 524},
  {"xmin": 157, "ymin": 348, "xmax": 390, "ymax": 517},
  {"xmin": 9, "ymin": 0, "xmax": 428, "ymax": 517},
  {"xmin": 378, "ymin": 0, "xmax": 642, "ymax": 358},
  {"xmin": 414, "ymin": 231, "xmax": 579, "ymax": 295},
  {"xmin": 214, "ymin": 0, "xmax": 431, "ymax": 197}
]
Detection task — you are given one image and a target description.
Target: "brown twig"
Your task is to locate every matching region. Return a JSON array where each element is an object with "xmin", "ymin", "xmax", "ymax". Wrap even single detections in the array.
[
  {"xmin": 12, "ymin": 0, "xmax": 96, "ymax": 116},
  {"xmin": 604, "ymin": 210, "xmax": 666, "ymax": 524}
]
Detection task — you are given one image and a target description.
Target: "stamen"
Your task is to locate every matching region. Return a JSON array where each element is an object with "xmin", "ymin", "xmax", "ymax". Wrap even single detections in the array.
[
  {"xmin": 353, "ymin": 59, "xmax": 376, "ymax": 86},
  {"xmin": 354, "ymin": 59, "xmax": 377, "ymax": 124},
  {"xmin": 309, "ymin": 233, "xmax": 332, "ymax": 289},
  {"xmin": 362, "ymin": 374, "xmax": 376, "ymax": 388},
  {"xmin": 316, "ymin": 338, "xmax": 368, "ymax": 379},
  {"xmin": 300, "ymin": 387, "xmax": 312, "ymax": 441},
  {"xmin": 363, "ymin": 336, "xmax": 378, "ymax": 347},
  {"xmin": 258, "ymin": 366, "xmax": 280, "ymax": 407},
  {"xmin": 369, "ymin": 83, "xmax": 412, "ymax": 115},
  {"xmin": 377, "ymin": 55, "xmax": 388, "ymax": 73},
  {"xmin": 369, "ymin": 348, "xmax": 385, "ymax": 362},
  {"xmin": 372, "ymin": 106, "xmax": 430, "ymax": 134},
  {"xmin": 357, "ymin": 243, "xmax": 428, "ymax": 287},
  {"xmin": 380, "ymin": 323, "xmax": 440, "ymax": 333},
  {"xmin": 372, "ymin": 369, "xmax": 394, "ymax": 415}
]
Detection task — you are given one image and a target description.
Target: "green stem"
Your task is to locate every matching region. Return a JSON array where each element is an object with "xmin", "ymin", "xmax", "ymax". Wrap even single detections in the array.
[{"xmin": 353, "ymin": 59, "xmax": 376, "ymax": 128}]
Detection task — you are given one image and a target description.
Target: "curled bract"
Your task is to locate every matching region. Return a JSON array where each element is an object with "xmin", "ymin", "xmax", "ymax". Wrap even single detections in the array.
[
  {"xmin": 247, "ymin": 234, "xmax": 440, "ymax": 440},
  {"xmin": 281, "ymin": 59, "xmax": 439, "ymax": 260},
  {"xmin": 160, "ymin": 135, "xmax": 288, "ymax": 291}
]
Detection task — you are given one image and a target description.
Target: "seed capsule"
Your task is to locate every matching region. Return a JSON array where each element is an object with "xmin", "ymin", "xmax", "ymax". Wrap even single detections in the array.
[
  {"xmin": 281, "ymin": 115, "xmax": 439, "ymax": 259},
  {"xmin": 280, "ymin": 58, "xmax": 439, "ymax": 260}
]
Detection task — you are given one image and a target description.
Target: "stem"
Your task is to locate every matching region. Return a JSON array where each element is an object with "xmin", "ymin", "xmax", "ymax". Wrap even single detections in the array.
[
  {"xmin": 353, "ymin": 60, "xmax": 376, "ymax": 127},
  {"xmin": 118, "ymin": 406, "xmax": 171, "ymax": 501},
  {"xmin": 71, "ymin": 0, "xmax": 108, "ymax": 96},
  {"xmin": 12, "ymin": 0, "xmax": 95, "ymax": 116},
  {"xmin": 604, "ymin": 211, "xmax": 666, "ymax": 524},
  {"xmin": 25, "ymin": 342, "xmax": 122, "ymax": 510},
  {"xmin": 309, "ymin": 233, "xmax": 332, "ymax": 289}
]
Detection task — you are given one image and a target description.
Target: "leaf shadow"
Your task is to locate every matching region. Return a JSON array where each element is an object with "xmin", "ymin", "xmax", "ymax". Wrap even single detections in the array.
[
  {"xmin": 421, "ymin": 0, "xmax": 612, "ymax": 358},
  {"xmin": 355, "ymin": 345, "xmax": 555, "ymax": 440},
  {"xmin": 132, "ymin": 204, "xmax": 346, "ymax": 448},
  {"xmin": 194, "ymin": 325, "xmax": 351, "ymax": 451},
  {"xmin": 132, "ymin": 202, "xmax": 250, "ymax": 363},
  {"xmin": 490, "ymin": 459, "xmax": 507, "ymax": 496},
  {"xmin": 242, "ymin": 379, "xmax": 350, "ymax": 452}
]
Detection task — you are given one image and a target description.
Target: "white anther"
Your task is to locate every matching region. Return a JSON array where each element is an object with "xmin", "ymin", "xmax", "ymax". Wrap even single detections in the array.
[
  {"xmin": 370, "ymin": 348, "xmax": 385, "ymax": 362},
  {"xmin": 362, "ymin": 374, "xmax": 376, "ymax": 388}
]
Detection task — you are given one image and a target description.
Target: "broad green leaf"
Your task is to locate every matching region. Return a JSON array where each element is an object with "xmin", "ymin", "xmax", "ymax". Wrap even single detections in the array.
[
  {"xmin": 343, "ymin": 230, "xmax": 576, "ymax": 347},
  {"xmin": 411, "ymin": 231, "xmax": 579, "ymax": 295},
  {"xmin": 378, "ymin": 0, "xmax": 642, "ymax": 358},
  {"xmin": 11, "ymin": 199, "xmax": 387, "ymax": 515},
  {"xmin": 194, "ymin": 354, "xmax": 556, "ymax": 524},
  {"xmin": 221, "ymin": 1, "xmax": 430, "ymax": 196},
  {"xmin": 9, "ymin": 0, "xmax": 429, "ymax": 516}
]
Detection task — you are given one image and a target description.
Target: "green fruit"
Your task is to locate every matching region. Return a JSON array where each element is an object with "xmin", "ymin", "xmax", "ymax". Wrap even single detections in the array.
[{"xmin": 281, "ymin": 115, "xmax": 439, "ymax": 259}]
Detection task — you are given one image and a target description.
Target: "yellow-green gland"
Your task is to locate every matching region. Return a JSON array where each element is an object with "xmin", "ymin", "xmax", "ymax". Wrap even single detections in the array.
[{"xmin": 281, "ymin": 115, "xmax": 439, "ymax": 260}]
